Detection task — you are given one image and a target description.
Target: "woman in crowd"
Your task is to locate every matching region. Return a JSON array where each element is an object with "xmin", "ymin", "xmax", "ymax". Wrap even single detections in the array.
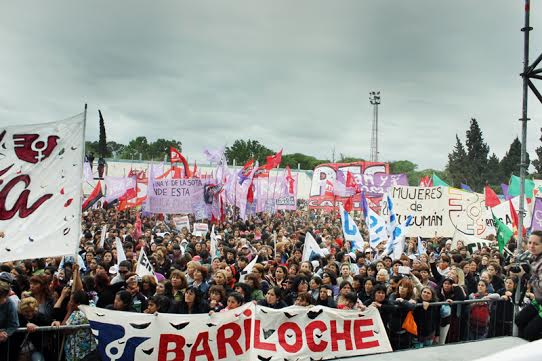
[
  {"xmin": 170, "ymin": 270, "xmax": 188, "ymax": 302},
  {"xmin": 0, "ymin": 277, "xmax": 18, "ymax": 361},
  {"xmin": 388, "ymin": 278, "xmax": 416, "ymax": 350},
  {"xmin": 144, "ymin": 295, "xmax": 171, "ymax": 314},
  {"xmin": 170, "ymin": 286, "xmax": 209, "ymax": 314},
  {"xmin": 271, "ymin": 265, "xmax": 288, "ymax": 289},
  {"xmin": 285, "ymin": 275, "xmax": 310, "ymax": 305},
  {"xmin": 140, "ymin": 275, "xmax": 157, "ymax": 298},
  {"xmin": 467, "ymin": 280, "xmax": 500, "ymax": 340},
  {"xmin": 52, "ymin": 290, "xmax": 97, "ymax": 361},
  {"xmin": 437, "ymin": 277, "xmax": 466, "ymax": 344},
  {"xmin": 515, "ymin": 231, "xmax": 542, "ymax": 341},
  {"xmin": 321, "ymin": 271, "xmax": 339, "ymax": 297},
  {"xmin": 413, "ymin": 287, "xmax": 440, "ymax": 348},
  {"xmin": 258, "ymin": 287, "xmax": 288, "ymax": 309}
]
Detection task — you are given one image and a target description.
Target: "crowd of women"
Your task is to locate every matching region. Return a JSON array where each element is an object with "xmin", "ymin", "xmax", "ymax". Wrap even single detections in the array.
[{"xmin": 0, "ymin": 205, "xmax": 541, "ymax": 360}]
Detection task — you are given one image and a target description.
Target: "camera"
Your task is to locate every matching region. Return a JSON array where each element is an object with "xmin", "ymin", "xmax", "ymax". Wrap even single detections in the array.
[{"xmin": 509, "ymin": 263, "xmax": 531, "ymax": 274}]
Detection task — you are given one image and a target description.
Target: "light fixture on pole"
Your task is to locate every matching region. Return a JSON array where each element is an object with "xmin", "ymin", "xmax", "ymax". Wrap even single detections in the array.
[{"xmin": 369, "ymin": 91, "xmax": 381, "ymax": 162}]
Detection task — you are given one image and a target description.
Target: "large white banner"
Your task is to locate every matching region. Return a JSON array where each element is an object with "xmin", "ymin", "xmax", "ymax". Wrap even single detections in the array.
[
  {"xmin": 385, "ymin": 186, "xmax": 492, "ymax": 238},
  {"xmin": 82, "ymin": 303, "xmax": 391, "ymax": 361},
  {"xmin": 0, "ymin": 115, "xmax": 84, "ymax": 261}
]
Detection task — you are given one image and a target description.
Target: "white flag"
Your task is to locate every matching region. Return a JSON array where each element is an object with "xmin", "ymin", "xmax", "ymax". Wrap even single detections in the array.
[
  {"xmin": 98, "ymin": 225, "xmax": 107, "ymax": 249},
  {"xmin": 302, "ymin": 232, "xmax": 328, "ymax": 262},
  {"xmin": 339, "ymin": 204, "xmax": 365, "ymax": 252},
  {"xmin": 239, "ymin": 255, "xmax": 258, "ymax": 283},
  {"xmin": 0, "ymin": 114, "xmax": 84, "ymax": 262},
  {"xmin": 136, "ymin": 249, "xmax": 156, "ymax": 281},
  {"xmin": 115, "ymin": 237, "xmax": 126, "ymax": 263},
  {"xmin": 210, "ymin": 225, "xmax": 218, "ymax": 259},
  {"xmin": 83, "ymin": 161, "xmax": 93, "ymax": 182}
]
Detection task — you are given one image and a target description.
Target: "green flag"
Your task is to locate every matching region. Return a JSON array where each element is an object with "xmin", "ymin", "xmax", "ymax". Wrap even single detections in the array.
[
  {"xmin": 508, "ymin": 175, "xmax": 535, "ymax": 198},
  {"xmin": 432, "ymin": 173, "xmax": 449, "ymax": 187},
  {"xmin": 492, "ymin": 213, "xmax": 513, "ymax": 254}
]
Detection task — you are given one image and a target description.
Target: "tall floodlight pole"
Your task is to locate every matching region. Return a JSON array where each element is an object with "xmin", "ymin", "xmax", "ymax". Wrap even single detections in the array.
[{"xmin": 369, "ymin": 91, "xmax": 381, "ymax": 162}]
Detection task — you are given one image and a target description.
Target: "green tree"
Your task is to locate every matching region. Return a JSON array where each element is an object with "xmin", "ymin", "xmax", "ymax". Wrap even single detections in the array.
[
  {"xmin": 120, "ymin": 136, "xmax": 150, "ymax": 160},
  {"xmin": 486, "ymin": 153, "xmax": 501, "ymax": 188},
  {"xmin": 107, "ymin": 141, "xmax": 125, "ymax": 158},
  {"xmin": 282, "ymin": 153, "xmax": 329, "ymax": 170},
  {"xmin": 149, "ymin": 138, "xmax": 183, "ymax": 161},
  {"xmin": 500, "ymin": 137, "xmax": 529, "ymax": 182},
  {"xmin": 98, "ymin": 110, "xmax": 109, "ymax": 157},
  {"xmin": 85, "ymin": 141, "xmax": 99, "ymax": 156},
  {"xmin": 465, "ymin": 118, "xmax": 490, "ymax": 192},
  {"xmin": 532, "ymin": 128, "xmax": 542, "ymax": 175},
  {"xmin": 446, "ymin": 135, "xmax": 469, "ymax": 187},
  {"xmin": 225, "ymin": 139, "xmax": 274, "ymax": 165}
]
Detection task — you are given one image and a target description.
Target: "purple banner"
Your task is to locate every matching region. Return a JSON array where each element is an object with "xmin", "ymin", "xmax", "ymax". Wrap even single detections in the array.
[
  {"xmin": 358, "ymin": 174, "xmax": 409, "ymax": 195},
  {"xmin": 531, "ymin": 197, "xmax": 542, "ymax": 231}
]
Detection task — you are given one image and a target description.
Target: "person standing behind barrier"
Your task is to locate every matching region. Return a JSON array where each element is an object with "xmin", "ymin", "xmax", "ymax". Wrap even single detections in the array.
[
  {"xmin": 515, "ymin": 230, "xmax": 542, "ymax": 341},
  {"xmin": 388, "ymin": 278, "xmax": 416, "ymax": 350},
  {"xmin": 467, "ymin": 280, "xmax": 500, "ymax": 340},
  {"xmin": 413, "ymin": 287, "xmax": 440, "ymax": 348},
  {"xmin": 0, "ymin": 277, "xmax": 18, "ymax": 361}
]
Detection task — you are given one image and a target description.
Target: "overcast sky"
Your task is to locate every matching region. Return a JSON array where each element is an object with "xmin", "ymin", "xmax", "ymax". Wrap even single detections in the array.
[{"xmin": 1, "ymin": 1, "xmax": 541, "ymax": 171}]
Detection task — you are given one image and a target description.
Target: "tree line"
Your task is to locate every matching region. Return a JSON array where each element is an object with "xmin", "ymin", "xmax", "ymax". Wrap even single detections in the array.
[{"xmin": 87, "ymin": 112, "xmax": 541, "ymax": 191}]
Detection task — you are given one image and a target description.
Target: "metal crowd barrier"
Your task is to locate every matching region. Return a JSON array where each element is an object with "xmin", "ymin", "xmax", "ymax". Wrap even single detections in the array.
[{"xmin": 3, "ymin": 299, "xmax": 515, "ymax": 359}]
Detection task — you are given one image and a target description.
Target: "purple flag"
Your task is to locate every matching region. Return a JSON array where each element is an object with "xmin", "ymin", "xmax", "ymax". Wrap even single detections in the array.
[
  {"xmin": 501, "ymin": 183, "xmax": 511, "ymax": 201},
  {"xmin": 531, "ymin": 197, "xmax": 542, "ymax": 231},
  {"xmin": 461, "ymin": 183, "xmax": 473, "ymax": 192}
]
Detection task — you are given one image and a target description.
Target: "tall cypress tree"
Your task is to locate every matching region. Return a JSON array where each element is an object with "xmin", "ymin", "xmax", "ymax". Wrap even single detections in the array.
[
  {"xmin": 465, "ymin": 118, "xmax": 489, "ymax": 192},
  {"xmin": 98, "ymin": 110, "xmax": 108, "ymax": 157},
  {"xmin": 500, "ymin": 137, "xmax": 529, "ymax": 181},
  {"xmin": 446, "ymin": 135, "xmax": 468, "ymax": 187},
  {"xmin": 532, "ymin": 128, "xmax": 542, "ymax": 175}
]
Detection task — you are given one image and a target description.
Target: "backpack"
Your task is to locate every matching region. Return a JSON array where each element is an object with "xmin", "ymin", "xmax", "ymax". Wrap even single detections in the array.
[{"xmin": 470, "ymin": 302, "xmax": 490, "ymax": 328}]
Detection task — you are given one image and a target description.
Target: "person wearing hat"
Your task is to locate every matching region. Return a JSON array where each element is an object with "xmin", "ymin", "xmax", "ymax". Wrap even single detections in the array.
[{"xmin": 0, "ymin": 275, "xmax": 19, "ymax": 359}]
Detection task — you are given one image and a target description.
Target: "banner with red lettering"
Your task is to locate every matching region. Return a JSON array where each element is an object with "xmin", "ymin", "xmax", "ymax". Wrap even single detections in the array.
[
  {"xmin": 308, "ymin": 161, "xmax": 390, "ymax": 211},
  {"xmin": 81, "ymin": 303, "xmax": 391, "ymax": 361},
  {"xmin": 0, "ymin": 114, "xmax": 84, "ymax": 262}
]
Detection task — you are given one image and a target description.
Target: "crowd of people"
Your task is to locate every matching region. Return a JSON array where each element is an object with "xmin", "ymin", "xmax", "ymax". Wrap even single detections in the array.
[{"xmin": 0, "ymin": 204, "xmax": 541, "ymax": 360}]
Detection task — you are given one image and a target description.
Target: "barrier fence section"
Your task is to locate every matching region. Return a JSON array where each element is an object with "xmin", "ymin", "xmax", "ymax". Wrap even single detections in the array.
[{"xmin": 5, "ymin": 298, "xmax": 514, "ymax": 361}]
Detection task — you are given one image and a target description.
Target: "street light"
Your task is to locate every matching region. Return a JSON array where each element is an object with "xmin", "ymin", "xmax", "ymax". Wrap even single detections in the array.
[{"xmin": 369, "ymin": 91, "xmax": 381, "ymax": 162}]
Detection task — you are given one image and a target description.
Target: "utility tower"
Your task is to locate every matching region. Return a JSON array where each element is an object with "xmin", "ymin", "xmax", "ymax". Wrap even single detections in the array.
[{"xmin": 369, "ymin": 91, "xmax": 381, "ymax": 162}]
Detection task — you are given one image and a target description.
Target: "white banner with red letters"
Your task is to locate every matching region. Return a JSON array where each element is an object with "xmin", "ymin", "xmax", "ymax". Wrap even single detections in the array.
[
  {"xmin": 0, "ymin": 114, "xmax": 84, "ymax": 261},
  {"xmin": 81, "ymin": 303, "xmax": 391, "ymax": 361}
]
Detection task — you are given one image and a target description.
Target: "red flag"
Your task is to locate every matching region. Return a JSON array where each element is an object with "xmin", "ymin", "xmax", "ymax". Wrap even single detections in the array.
[
  {"xmin": 344, "ymin": 196, "xmax": 354, "ymax": 212},
  {"xmin": 324, "ymin": 179, "xmax": 334, "ymax": 196},
  {"xmin": 193, "ymin": 161, "xmax": 198, "ymax": 177},
  {"xmin": 82, "ymin": 181, "xmax": 103, "ymax": 211},
  {"xmin": 420, "ymin": 175, "xmax": 433, "ymax": 187},
  {"xmin": 484, "ymin": 186, "xmax": 501, "ymax": 207},
  {"xmin": 509, "ymin": 200, "xmax": 526, "ymax": 237},
  {"xmin": 170, "ymin": 146, "xmax": 182, "ymax": 163},
  {"xmin": 169, "ymin": 146, "xmax": 191, "ymax": 177},
  {"xmin": 247, "ymin": 183, "xmax": 255, "ymax": 204},
  {"xmin": 264, "ymin": 149, "xmax": 282, "ymax": 170},
  {"xmin": 285, "ymin": 165, "xmax": 295, "ymax": 194},
  {"xmin": 346, "ymin": 171, "xmax": 361, "ymax": 193}
]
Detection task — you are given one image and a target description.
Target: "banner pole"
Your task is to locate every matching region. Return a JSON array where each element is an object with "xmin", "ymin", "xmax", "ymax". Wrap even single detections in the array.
[{"xmin": 75, "ymin": 104, "xmax": 88, "ymax": 258}]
